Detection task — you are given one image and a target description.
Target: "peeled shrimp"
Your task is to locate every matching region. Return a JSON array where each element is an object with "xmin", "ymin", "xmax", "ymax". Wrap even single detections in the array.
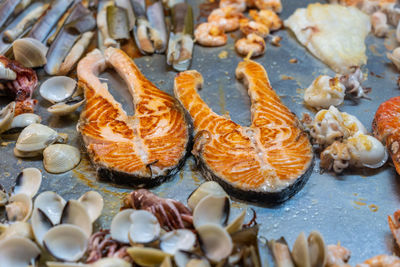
[
  {"xmin": 235, "ymin": 33, "xmax": 266, "ymax": 57},
  {"xmin": 239, "ymin": 18, "xmax": 270, "ymax": 38},
  {"xmin": 195, "ymin": 22, "xmax": 227, "ymax": 47},
  {"xmin": 220, "ymin": 0, "xmax": 247, "ymax": 13},
  {"xmin": 208, "ymin": 7, "xmax": 243, "ymax": 32},
  {"xmin": 253, "ymin": 0, "xmax": 282, "ymax": 12},
  {"xmin": 249, "ymin": 9, "xmax": 283, "ymax": 31},
  {"xmin": 373, "ymin": 96, "xmax": 400, "ymax": 174},
  {"xmin": 356, "ymin": 255, "xmax": 400, "ymax": 267},
  {"xmin": 326, "ymin": 244, "xmax": 351, "ymax": 267},
  {"xmin": 388, "ymin": 210, "xmax": 400, "ymax": 249}
]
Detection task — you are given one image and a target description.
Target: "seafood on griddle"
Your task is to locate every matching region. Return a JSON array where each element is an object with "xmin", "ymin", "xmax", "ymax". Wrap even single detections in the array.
[
  {"xmin": 194, "ymin": 22, "xmax": 228, "ymax": 47},
  {"xmin": 174, "ymin": 60, "xmax": 314, "ymax": 203},
  {"xmin": 78, "ymin": 48, "xmax": 191, "ymax": 186}
]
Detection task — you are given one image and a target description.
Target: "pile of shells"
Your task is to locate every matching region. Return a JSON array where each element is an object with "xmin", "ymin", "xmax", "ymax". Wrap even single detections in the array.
[
  {"xmin": 0, "ymin": 102, "xmax": 41, "ymax": 136},
  {"xmin": 39, "ymin": 76, "xmax": 85, "ymax": 116}
]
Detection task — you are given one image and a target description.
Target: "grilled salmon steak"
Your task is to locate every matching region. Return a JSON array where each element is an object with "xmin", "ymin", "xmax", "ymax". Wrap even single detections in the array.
[
  {"xmin": 77, "ymin": 48, "xmax": 191, "ymax": 186},
  {"xmin": 174, "ymin": 60, "xmax": 313, "ymax": 203}
]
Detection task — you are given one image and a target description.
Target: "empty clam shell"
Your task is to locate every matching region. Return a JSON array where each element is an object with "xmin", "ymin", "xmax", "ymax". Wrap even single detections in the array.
[
  {"xmin": 174, "ymin": 251, "xmax": 211, "ymax": 267},
  {"xmin": 160, "ymin": 229, "xmax": 196, "ymax": 255},
  {"xmin": 110, "ymin": 209, "xmax": 135, "ymax": 244},
  {"xmin": 0, "ymin": 222, "xmax": 33, "ymax": 241},
  {"xmin": 193, "ymin": 195, "xmax": 230, "ymax": 229},
  {"xmin": 13, "ymin": 148, "xmax": 42, "ymax": 158},
  {"xmin": 91, "ymin": 258, "xmax": 131, "ymax": 267},
  {"xmin": 6, "ymin": 113, "xmax": 42, "ymax": 134},
  {"xmin": 128, "ymin": 210, "xmax": 161, "ymax": 244},
  {"xmin": 197, "ymin": 223, "xmax": 233, "ymax": 263},
  {"xmin": 225, "ymin": 209, "xmax": 246, "ymax": 234},
  {"xmin": 15, "ymin": 123, "xmax": 67, "ymax": 153},
  {"xmin": 39, "ymin": 76, "xmax": 77, "ymax": 104},
  {"xmin": 6, "ymin": 193, "xmax": 32, "ymax": 222},
  {"xmin": 60, "ymin": 200, "xmax": 92, "ymax": 237},
  {"xmin": 187, "ymin": 181, "xmax": 227, "ymax": 210},
  {"xmin": 127, "ymin": 247, "xmax": 171, "ymax": 267},
  {"xmin": 269, "ymin": 237, "xmax": 295, "ymax": 267},
  {"xmin": 31, "ymin": 208, "xmax": 54, "ymax": 247},
  {"xmin": 292, "ymin": 231, "xmax": 327, "ymax": 267},
  {"xmin": 12, "ymin": 167, "xmax": 42, "ymax": 198},
  {"xmin": 78, "ymin": 191, "xmax": 104, "ymax": 223},
  {"xmin": 13, "ymin": 38, "xmax": 48, "ymax": 68},
  {"xmin": 34, "ymin": 191, "xmax": 66, "ymax": 225},
  {"xmin": 43, "ymin": 144, "xmax": 81, "ymax": 174},
  {"xmin": 0, "ymin": 236, "xmax": 40, "ymax": 267},
  {"xmin": 47, "ymin": 98, "xmax": 85, "ymax": 116},
  {"xmin": 0, "ymin": 102, "xmax": 16, "ymax": 134},
  {"xmin": 43, "ymin": 224, "xmax": 89, "ymax": 262}
]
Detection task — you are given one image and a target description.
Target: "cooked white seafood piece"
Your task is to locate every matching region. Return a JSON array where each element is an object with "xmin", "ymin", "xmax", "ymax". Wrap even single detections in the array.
[
  {"xmin": 12, "ymin": 167, "xmax": 42, "ymax": 198},
  {"xmin": 127, "ymin": 247, "xmax": 171, "ymax": 267},
  {"xmin": 303, "ymin": 76, "xmax": 345, "ymax": 109},
  {"xmin": 292, "ymin": 231, "xmax": 327, "ymax": 267},
  {"xmin": 339, "ymin": 67, "xmax": 367, "ymax": 99},
  {"xmin": 12, "ymin": 38, "xmax": 48, "ymax": 68},
  {"xmin": 174, "ymin": 251, "xmax": 211, "ymax": 267},
  {"xmin": 40, "ymin": 76, "xmax": 77, "ymax": 104},
  {"xmin": 31, "ymin": 208, "xmax": 53, "ymax": 247},
  {"xmin": 60, "ymin": 200, "xmax": 92, "ymax": 237},
  {"xmin": 110, "ymin": 209, "xmax": 135, "ymax": 243},
  {"xmin": 187, "ymin": 181, "xmax": 227, "ymax": 210},
  {"xmin": 0, "ymin": 102, "xmax": 16, "ymax": 134},
  {"xmin": 197, "ymin": 223, "xmax": 233, "ymax": 262},
  {"xmin": 6, "ymin": 193, "xmax": 32, "ymax": 222},
  {"xmin": 34, "ymin": 191, "xmax": 66, "ymax": 225},
  {"xmin": 43, "ymin": 224, "xmax": 89, "ymax": 262},
  {"xmin": 0, "ymin": 236, "xmax": 40, "ymax": 267},
  {"xmin": 0, "ymin": 61, "xmax": 16, "ymax": 80},
  {"xmin": 0, "ymin": 222, "xmax": 33, "ymax": 241},
  {"xmin": 43, "ymin": 144, "xmax": 81, "ymax": 174},
  {"xmin": 387, "ymin": 47, "xmax": 400, "ymax": 71},
  {"xmin": 15, "ymin": 123, "xmax": 67, "ymax": 155},
  {"xmin": 371, "ymin": 11, "xmax": 389, "ymax": 37},
  {"xmin": 3, "ymin": 3, "xmax": 47, "ymax": 43},
  {"xmin": 285, "ymin": 3, "xmax": 371, "ymax": 74},
  {"xmin": 193, "ymin": 195, "xmax": 230, "ymax": 228},
  {"xmin": 47, "ymin": 97, "xmax": 85, "ymax": 116},
  {"xmin": 160, "ymin": 229, "xmax": 196, "ymax": 255},
  {"xmin": 78, "ymin": 191, "xmax": 104, "ymax": 223},
  {"xmin": 326, "ymin": 244, "xmax": 351, "ymax": 266},
  {"xmin": 128, "ymin": 210, "xmax": 161, "ymax": 244}
]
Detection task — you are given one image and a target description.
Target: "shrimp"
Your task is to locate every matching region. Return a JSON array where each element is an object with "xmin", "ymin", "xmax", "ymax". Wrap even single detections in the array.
[
  {"xmin": 388, "ymin": 209, "xmax": 400, "ymax": 249},
  {"xmin": 194, "ymin": 22, "xmax": 227, "ymax": 47},
  {"xmin": 373, "ymin": 96, "xmax": 400, "ymax": 174},
  {"xmin": 249, "ymin": 9, "xmax": 283, "ymax": 31},
  {"xmin": 356, "ymin": 255, "xmax": 400, "ymax": 267},
  {"xmin": 235, "ymin": 33, "xmax": 266, "ymax": 57},
  {"xmin": 239, "ymin": 18, "xmax": 270, "ymax": 38},
  {"xmin": 253, "ymin": 0, "xmax": 282, "ymax": 13},
  {"xmin": 208, "ymin": 7, "xmax": 243, "ymax": 32},
  {"xmin": 326, "ymin": 244, "xmax": 351, "ymax": 267},
  {"xmin": 220, "ymin": 0, "xmax": 247, "ymax": 13}
]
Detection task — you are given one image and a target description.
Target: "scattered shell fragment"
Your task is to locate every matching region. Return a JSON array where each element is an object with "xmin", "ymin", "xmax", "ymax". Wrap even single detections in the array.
[
  {"xmin": 39, "ymin": 76, "xmax": 77, "ymax": 104},
  {"xmin": 0, "ymin": 102, "xmax": 16, "ymax": 134},
  {"xmin": 60, "ymin": 200, "xmax": 92, "ymax": 237},
  {"xmin": 160, "ymin": 229, "xmax": 196, "ymax": 255},
  {"xmin": 12, "ymin": 167, "xmax": 42, "ymax": 198},
  {"xmin": 13, "ymin": 38, "xmax": 48, "ymax": 68},
  {"xmin": 187, "ymin": 181, "xmax": 227, "ymax": 210},
  {"xmin": 193, "ymin": 195, "xmax": 230, "ymax": 228},
  {"xmin": 6, "ymin": 193, "xmax": 32, "ymax": 222},
  {"xmin": 197, "ymin": 223, "xmax": 233, "ymax": 262},
  {"xmin": 78, "ymin": 191, "xmax": 104, "ymax": 223},
  {"xmin": 0, "ymin": 236, "xmax": 40, "ymax": 267},
  {"xmin": 34, "ymin": 191, "xmax": 66, "ymax": 225},
  {"xmin": 43, "ymin": 224, "xmax": 89, "ymax": 262},
  {"xmin": 43, "ymin": 144, "xmax": 81, "ymax": 174}
]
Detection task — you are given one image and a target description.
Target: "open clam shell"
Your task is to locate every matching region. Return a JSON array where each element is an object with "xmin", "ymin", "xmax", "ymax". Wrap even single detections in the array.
[
  {"xmin": 6, "ymin": 193, "xmax": 32, "ymax": 222},
  {"xmin": 292, "ymin": 231, "xmax": 327, "ymax": 267},
  {"xmin": 34, "ymin": 191, "xmax": 66, "ymax": 225},
  {"xmin": 13, "ymin": 38, "xmax": 48, "ymax": 68},
  {"xmin": 269, "ymin": 237, "xmax": 295, "ymax": 267},
  {"xmin": 174, "ymin": 251, "xmax": 211, "ymax": 267},
  {"xmin": 43, "ymin": 224, "xmax": 89, "ymax": 262},
  {"xmin": 91, "ymin": 258, "xmax": 132, "ymax": 267},
  {"xmin": 160, "ymin": 229, "xmax": 196, "ymax": 255},
  {"xmin": 39, "ymin": 76, "xmax": 77, "ymax": 104},
  {"xmin": 0, "ymin": 102, "xmax": 16, "ymax": 134},
  {"xmin": 43, "ymin": 144, "xmax": 81, "ymax": 174},
  {"xmin": 4, "ymin": 113, "xmax": 42, "ymax": 135},
  {"xmin": 78, "ymin": 191, "xmax": 104, "ymax": 223},
  {"xmin": 12, "ymin": 167, "xmax": 42, "ymax": 198},
  {"xmin": 127, "ymin": 247, "xmax": 171, "ymax": 267},
  {"xmin": 193, "ymin": 195, "xmax": 230, "ymax": 228},
  {"xmin": 0, "ymin": 222, "xmax": 33, "ymax": 241},
  {"xmin": 110, "ymin": 209, "xmax": 135, "ymax": 243},
  {"xmin": 197, "ymin": 223, "xmax": 233, "ymax": 263},
  {"xmin": 226, "ymin": 209, "xmax": 247, "ymax": 234},
  {"xmin": 187, "ymin": 181, "xmax": 227, "ymax": 210},
  {"xmin": 47, "ymin": 97, "xmax": 85, "ymax": 116},
  {"xmin": 128, "ymin": 210, "xmax": 161, "ymax": 244},
  {"xmin": 60, "ymin": 200, "xmax": 92, "ymax": 237},
  {"xmin": 0, "ymin": 236, "xmax": 40, "ymax": 267},
  {"xmin": 31, "ymin": 208, "xmax": 53, "ymax": 247}
]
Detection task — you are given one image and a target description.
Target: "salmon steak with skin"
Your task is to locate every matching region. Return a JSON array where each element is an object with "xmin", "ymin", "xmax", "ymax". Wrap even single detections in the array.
[
  {"xmin": 174, "ymin": 60, "xmax": 314, "ymax": 203},
  {"xmin": 77, "ymin": 48, "xmax": 191, "ymax": 186}
]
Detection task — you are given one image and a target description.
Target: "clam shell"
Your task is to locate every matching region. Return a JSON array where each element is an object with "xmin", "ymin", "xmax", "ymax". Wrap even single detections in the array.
[
  {"xmin": 6, "ymin": 193, "xmax": 32, "ymax": 222},
  {"xmin": 0, "ymin": 102, "xmax": 16, "ymax": 134},
  {"xmin": 43, "ymin": 224, "xmax": 88, "ymax": 262},
  {"xmin": 43, "ymin": 144, "xmax": 81, "ymax": 174},
  {"xmin": 60, "ymin": 200, "xmax": 92, "ymax": 237},
  {"xmin": 0, "ymin": 236, "xmax": 40, "ymax": 267},
  {"xmin": 34, "ymin": 191, "xmax": 66, "ymax": 225},
  {"xmin": 39, "ymin": 76, "xmax": 77, "ymax": 104},
  {"xmin": 193, "ymin": 195, "xmax": 230, "ymax": 229},
  {"xmin": 12, "ymin": 167, "xmax": 42, "ymax": 198},
  {"xmin": 225, "ymin": 209, "xmax": 246, "ymax": 234},
  {"xmin": 13, "ymin": 38, "xmax": 48, "ymax": 68},
  {"xmin": 78, "ymin": 191, "xmax": 104, "ymax": 223},
  {"xmin": 292, "ymin": 232, "xmax": 309, "ymax": 267},
  {"xmin": 174, "ymin": 250, "xmax": 210, "ymax": 267},
  {"xmin": 47, "ymin": 98, "xmax": 85, "ymax": 116},
  {"xmin": 110, "ymin": 209, "xmax": 135, "ymax": 243},
  {"xmin": 128, "ymin": 210, "xmax": 161, "ymax": 244},
  {"xmin": 197, "ymin": 223, "xmax": 233, "ymax": 263},
  {"xmin": 9, "ymin": 113, "xmax": 41, "ymax": 131},
  {"xmin": 0, "ymin": 222, "xmax": 33, "ymax": 241},
  {"xmin": 160, "ymin": 229, "xmax": 196, "ymax": 255},
  {"xmin": 13, "ymin": 148, "xmax": 42, "ymax": 158},
  {"xmin": 0, "ymin": 185, "xmax": 8, "ymax": 206},
  {"xmin": 46, "ymin": 262, "xmax": 88, "ymax": 267},
  {"xmin": 127, "ymin": 247, "xmax": 171, "ymax": 267},
  {"xmin": 308, "ymin": 231, "xmax": 327, "ymax": 267},
  {"xmin": 31, "ymin": 208, "xmax": 54, "ymax": 247},
  {"xmin": 91, "ymin": 258, "xmax": 131, "ymax": 267},
  {"xmin": 187, "ymin": 181, "xmax": 227, "ymax": 210}
]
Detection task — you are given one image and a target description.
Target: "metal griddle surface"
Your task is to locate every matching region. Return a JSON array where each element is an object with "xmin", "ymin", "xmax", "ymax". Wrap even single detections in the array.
[{"xmin": 1, "ymin": 0, "xmax": 399, "ymax": 264}]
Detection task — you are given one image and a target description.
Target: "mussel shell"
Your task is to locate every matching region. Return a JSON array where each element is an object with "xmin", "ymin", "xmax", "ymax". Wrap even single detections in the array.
[
  {"xmin": 0, "ymin": 236, "xmax": 40, "ymax": 267},
  {"xmin": 39, "ymin": 76, "xmax": 77, "ymax": 104}
]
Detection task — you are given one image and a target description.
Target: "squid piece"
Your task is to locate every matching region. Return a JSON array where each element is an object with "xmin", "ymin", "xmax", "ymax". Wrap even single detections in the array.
[{"xmin": 303, "ymin": 76, "xmax": 345, "ymax": 109}]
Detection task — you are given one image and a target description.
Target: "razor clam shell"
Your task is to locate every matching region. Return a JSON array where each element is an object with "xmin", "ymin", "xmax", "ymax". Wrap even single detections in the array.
[
  {"xmin": 115, "ymin": 0, "xmax": 136, "ymax": 30},
  {"xmin": 13, "ymin": 0, "xmax": 32, "ymax": 15},
  {"xmin": 147, "ymin": 1, "xmax": 167, "ymax": 53},
  {"xmin": 28, "ymin": 0, "xmax": 74, "ymax": 42},
  {"xmin": 97, "ymin": 1, "xmax": 119, "ymax": 50},
  {"xmin": 107, "ymin": 6, "xmax": 130, "ymax": 40},
  {"xmin": 45, "ymin": 3, "xmax": 95, "ymax": 75},
  {"xmin": 0, "ymin": 0, "xmax": 22, "ymax": 30}
]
